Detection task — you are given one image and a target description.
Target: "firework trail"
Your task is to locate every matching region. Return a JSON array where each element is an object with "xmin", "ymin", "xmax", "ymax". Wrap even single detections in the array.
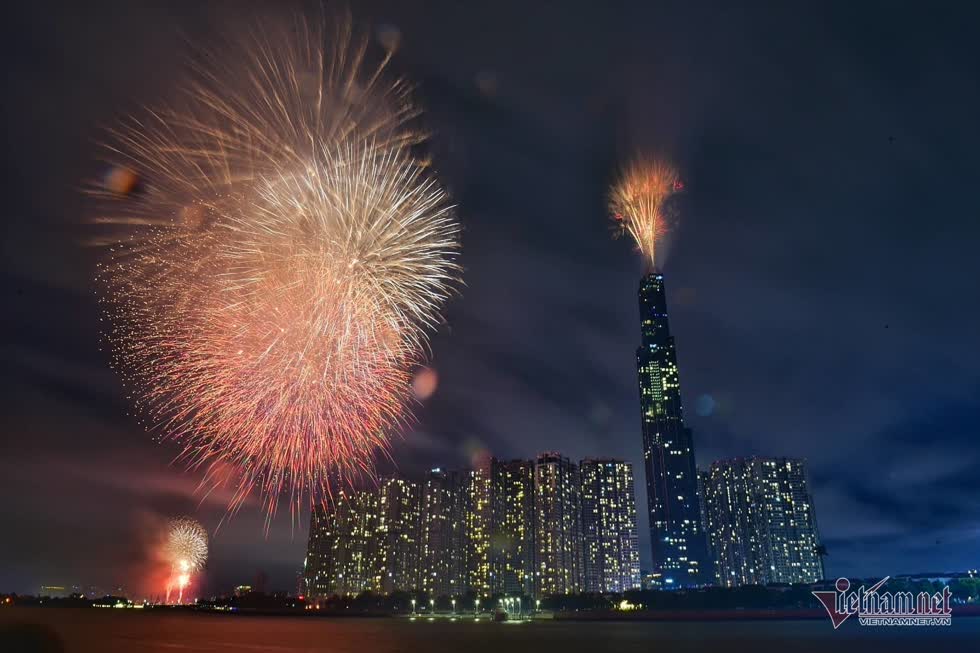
[
  {"xmin": 91, "ymin": 15, "xmax": 460, "ymax": 520},
  {"xmin": 163, "ymin": 517, "xmax": 208, "ymax": 604},
  {"xmin": 609, "ymin": 159, "xmax": 682, "ymax": 268}
]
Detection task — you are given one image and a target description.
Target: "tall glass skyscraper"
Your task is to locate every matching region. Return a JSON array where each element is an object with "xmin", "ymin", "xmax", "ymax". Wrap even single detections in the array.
[{"xmin": 636, "ymin": 272, "xmax": 707, "ymax": 586}]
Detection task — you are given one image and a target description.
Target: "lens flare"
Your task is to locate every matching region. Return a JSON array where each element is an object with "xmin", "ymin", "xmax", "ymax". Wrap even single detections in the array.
[
  {"xmin": 609, "ymin": 159, "xmax": 682, "ymax": 268},
  {"xmin": 91, "ymin": 15, "xmax": 460, "ymax": 520},
  {"xmin": 163, "ymin": 517, "xmax": 208, "ymax": 604}
]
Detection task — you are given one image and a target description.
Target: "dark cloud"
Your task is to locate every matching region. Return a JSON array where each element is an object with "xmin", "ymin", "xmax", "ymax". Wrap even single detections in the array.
[{"xmin": 2, "ymin": 0, "xmax": 979, "ymax": 593}]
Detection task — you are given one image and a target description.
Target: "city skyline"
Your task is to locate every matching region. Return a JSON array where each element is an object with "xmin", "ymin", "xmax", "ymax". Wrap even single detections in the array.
[
  {"xmin": 303, "ymin": 453, "xmax": 644, "ymax": 599},
  {"xmin": 303, "ymin": 449, "xmax": 828, "ymax": 599},
  {"xmin": 3, "ymin": 0, "xmax": 980, "ymax": 597}
]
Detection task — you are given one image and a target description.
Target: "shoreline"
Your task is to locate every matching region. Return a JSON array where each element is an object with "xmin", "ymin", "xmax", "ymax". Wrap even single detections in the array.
[{"xmin": 556, "ymin": 606, "xmax": 980, "ymax": 622}]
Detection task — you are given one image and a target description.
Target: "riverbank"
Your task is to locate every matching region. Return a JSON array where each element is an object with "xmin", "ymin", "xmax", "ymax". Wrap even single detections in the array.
[{"xmin": 555, "ymin": 605, "xmax": 980, "ymax": 621}]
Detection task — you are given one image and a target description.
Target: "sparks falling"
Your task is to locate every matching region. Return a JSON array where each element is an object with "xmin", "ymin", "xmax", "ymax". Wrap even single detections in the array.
[
  {"xmin": 609, "ymin": 159, "xmax": 682, "ymax": 268},
  {"xmin": 91, "ymin": 15, "xmax": 460, "ymax": 520},
  {"xmin": 163, "ymin": 517, "xmax": 208, "ymax": 604}
]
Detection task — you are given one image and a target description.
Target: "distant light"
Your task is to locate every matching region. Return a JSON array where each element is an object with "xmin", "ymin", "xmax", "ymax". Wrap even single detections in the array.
[
  {"xmin": 412, "ymin": 367, "xmax": 438, "ymax": 400},
  {"xmin": 103, "ymin": 166, "xmax": 139, "ymax": 196}
]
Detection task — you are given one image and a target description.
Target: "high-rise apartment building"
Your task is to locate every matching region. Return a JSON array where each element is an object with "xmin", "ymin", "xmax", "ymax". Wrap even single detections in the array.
[
  {"xmin": 702, "ymin": 457, "xmax": 824, "ymax": 586},
  {"xmin": 375, "ymin": 478, "xmax": 421, "ymax": 594},
  {"xmin": 580, "ymin": 459, "xmax": 641, "ymax": 593},
  {"xmin": 304, "ymin": 490, "xmax": 380, "ymax": 597},
  {"xmin": 466, "ymin": 466, "xmax": 493, "ymax": 597},
  {"xmin": 490, "ymin": 458, "xmax": 535, "ymax": 596},
  {"xmin": 305, "ymin": 454, "xmax": 644, "ymax": 599},
  {"xmin": 419, "ymin": 468, "xmax": 468, "ymax": 597},
  {"xmin": 533, "ymin": 452, "xmax": 583, "ymax": 595},
  {"xmin": 303, "ymin": 504, "xmax": 332, "ymax": 598}
]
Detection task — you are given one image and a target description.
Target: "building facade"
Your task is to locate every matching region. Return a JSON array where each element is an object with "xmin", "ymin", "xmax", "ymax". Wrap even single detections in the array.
[
  {"xmin": 466, "ymin": 466, "xmax": 494, "ymax": 597},
  {"xmin": 305, "ymin": 454, "xmax": 640, "ymax": 599},
  {"xmin": 533, "ymin": 452, "xmax": 584, "ymax": 595},
  {"xmin": 303, "ymin": 505, "xmax": 332, "ymax": 598},
  {"xmin": 696, "ymin": 469, "xmax": 717, "ymax": 583},
  {"xmin": 580, "ymin": 459, "xmax": 641, "ymax": 593},
  {"xmin": 419, "ymin": 468, "xmax": 469, "ymax": 597},
  {"xmin": 702, "ymin": 457, "xmax": 824, "ymax": 586},
  {"xmin": 376, "ymin": 478, "xmax": 421, "ymax": 595},
  {"xmin": 491, "ymin": 458, "xmax": 535, "ymax": 596},
  {"xmin": 635, "ymin": 272, "xmax": 708, "ymax": 586},
  {"xmin": 304, "ymin": 490, "xmax": 381, "ymax": 597}
]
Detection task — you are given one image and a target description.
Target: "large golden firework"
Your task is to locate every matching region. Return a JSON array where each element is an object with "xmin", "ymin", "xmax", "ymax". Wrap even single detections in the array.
[
  {"xmin": 91, "ymin": 16, "xmax": 459, "ymax": 519},
  {"xmin": 609, "ymin": 159, "xmax": 682, "ymax": 268}
]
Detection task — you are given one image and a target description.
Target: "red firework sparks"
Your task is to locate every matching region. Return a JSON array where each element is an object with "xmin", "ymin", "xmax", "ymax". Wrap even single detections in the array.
[{"xmin": 90, "ymin": 16, "xmax": 460, "ymax": 520}]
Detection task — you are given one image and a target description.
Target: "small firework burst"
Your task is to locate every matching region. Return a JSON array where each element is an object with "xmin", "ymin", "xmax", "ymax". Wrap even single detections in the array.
[
  {"xmin": 164, "ymin": 517, "xmax": 209, "ymax": 571},
  {"xmin": 609, "ymin": 159, "xmax": 682, "ymax": 268},
  {"xmin": 163, "ymin": 517, "xmax": 208, "ymax": 604}
]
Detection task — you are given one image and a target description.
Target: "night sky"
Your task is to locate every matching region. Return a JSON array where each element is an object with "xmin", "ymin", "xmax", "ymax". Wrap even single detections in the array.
[{"xmin": 3, "ymin": 1, "xmax": 979, "ymax": 595}]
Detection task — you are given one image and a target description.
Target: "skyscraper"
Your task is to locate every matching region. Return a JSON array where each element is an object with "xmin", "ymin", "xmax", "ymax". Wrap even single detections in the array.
[
  {"xmin": 697, "ymin": 469, "xmax": 716, "ymax": 583},
  {"xmin": 304, "ymin": 490, "xmax": 380, "ymax": 597},
  {"xmin": 533, "ymin": 452, "xmax": 583, "ymax": 595},
  {"xmin": 419, "ymin": 468, "xmax": 468, "ymax": 597},
  {"xmin": 303, "ymin": 452, "xmax": 645, "ymax": 599},
  {"xmin": 375, "ymin": 478, "xmax": 421, "ymax": 594},
  {"xmin": 303, "ymin": 504, "xmax": 333, "ymax": 598},
  {"xmin": 491, "ymin": 458, "xmax": 535, "ymax": 596},
  {"xmin": 636, "ymin": 272, "xmax": 707, "ymax": 586},
  {"xmin": 702, "ymin": 457, "xmax": 824, "ymax": 586},
  {"xmin": 580, "ymin": 459, "xmax": 641, "ymax": 593},
  {"xmin": 465, "ymin": 466, "xmax": 493, "ymax": 597}
]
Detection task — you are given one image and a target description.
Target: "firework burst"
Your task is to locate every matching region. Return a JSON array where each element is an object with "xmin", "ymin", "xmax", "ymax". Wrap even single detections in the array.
[
  {"xmin": 609, "ymin": 159, "xmax": 682, "ymax": 268},
  {"xmin": 91, "ymin": 15, "xmax": 460, "ymax": 519},
  {"xmin": 163, "ymin": 517, "xmax": 208, "ymax": 604}
]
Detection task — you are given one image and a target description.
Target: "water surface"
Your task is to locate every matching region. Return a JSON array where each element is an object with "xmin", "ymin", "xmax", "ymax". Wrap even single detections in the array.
[{"xmin": 1, "ymin": 607, "xmax": 976, "ymax": 652}]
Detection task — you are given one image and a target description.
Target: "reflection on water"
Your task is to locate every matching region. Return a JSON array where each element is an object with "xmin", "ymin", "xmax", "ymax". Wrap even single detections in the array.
[{"xmin": 1, "ymin": 608, "xmax": 977, "ymax": 653}]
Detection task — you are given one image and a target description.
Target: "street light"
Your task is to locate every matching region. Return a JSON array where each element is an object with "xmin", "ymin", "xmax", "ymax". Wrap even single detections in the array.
[
  {"xmin": 536, "ymin": 599, "xmax": 541, "ymax": 613},
  {"xmin": 451, "ymin": 599, "xmax": 456, "ymax": 614},
  {"xmin": 411, "ymin": 599, "xmax": 416, "ymax": 615},
  {"xmin": 474, "ymin": 598, "xmax": 480, "ymax": 616},
  {"xmin": 429, "ymin": 598, "xmax": 434, "ymax": 613}
]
